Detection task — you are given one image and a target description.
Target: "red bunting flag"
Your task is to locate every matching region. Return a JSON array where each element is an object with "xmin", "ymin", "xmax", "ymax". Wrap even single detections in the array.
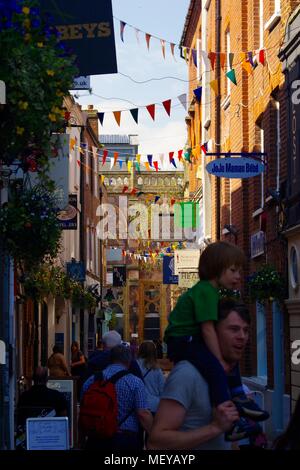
[
  {"xmin": 102, "ymin": 149, "xmax": 108, "ymax": 165},
  {"xmin": 162, "ymin": 99, "xmax": 171, "ymax": 116},
  {"xmin": 153, "ymin": 161, "xmax": 159, "ymax": 172},
  {"xmin": 131, "ymin": 188, "xmax": 138, "ymax": 195},
  {"xmin": 77, "ymin": 160, "xmax": 81, "ymax": 167},
  {"xmin": 145, "ymin": 33, "xmax": 151, "ymax": 50},
  {"xmin": 208, "ymin": 51, "xmax": 216, "ymax": 70},
  {"xmin": 146, "ymin": 104, "xmax": 155, "ymax": 121},
  {"xmin": 178, "ymin": 149, "xmax": 183, "ymax": 161},
  {"xmin": 169, "ymin": 151, "xmax": 174, "ymax": 163},
  {"xmin": 220, "ymin": 53, "xmax": 226, "ymax": 69},
  {"xmin": 122, "ymin": 185, "xmax": 129, "ymax": 194},
  {"xmin": 160, "ymin": 39, "xmax": 166, "ymax": 59},
  {"xmin": 170, "ymin": 197, "xmax": 176, "ymax": 205},
  {"xmin": 170, "ymin": 43, "xmax": 176, "ymax": 60},
  {"xmin": 201, "ymin": 142, "xmax": 208, "ymax": 154},
  {"xmin": 259, "ymin": 49, "xmax": 265, "ymax": 65}
]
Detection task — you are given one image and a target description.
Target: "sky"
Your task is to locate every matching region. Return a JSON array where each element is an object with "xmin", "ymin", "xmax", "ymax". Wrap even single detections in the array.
[{"xmin": 74, "ymin": 0, "xmax": 190, "ymax": 170}]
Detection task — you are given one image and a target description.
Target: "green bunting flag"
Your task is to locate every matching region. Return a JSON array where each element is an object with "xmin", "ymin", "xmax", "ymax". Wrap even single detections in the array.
[{"xmin": 226, "ymin": 69, "xmax": 237, "ymax": 86}]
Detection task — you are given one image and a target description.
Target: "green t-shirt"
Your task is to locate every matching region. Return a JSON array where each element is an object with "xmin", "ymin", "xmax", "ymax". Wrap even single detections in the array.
[{"xmin": 164, "ymin": 280, "xmax": 219, "ymax": 341}]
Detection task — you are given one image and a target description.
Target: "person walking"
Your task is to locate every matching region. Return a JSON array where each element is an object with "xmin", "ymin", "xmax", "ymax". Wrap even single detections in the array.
[
  {"xmin": 137, "ymin": 341, "xmax": 165, "ymax": 415},
  {"xmin": 164, "ymin": 241, "xmax": 269, "ymax": 441},
  {"xmin": 71, "ymin": 341, "xmax": 86, "ymax": 398},
  {"xmin": 48, "ymin": 345, "xmax": 70, "ymax": 377}
]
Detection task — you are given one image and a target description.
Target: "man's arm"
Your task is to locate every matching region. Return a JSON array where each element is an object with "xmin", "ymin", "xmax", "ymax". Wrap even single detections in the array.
[
  {"xmin": 136, "ymin": 409, "xmax": 153, "ymax": 433},
  {"xmin": 148, "ymin": 399, "xmax": 238, "ymax": 450}
]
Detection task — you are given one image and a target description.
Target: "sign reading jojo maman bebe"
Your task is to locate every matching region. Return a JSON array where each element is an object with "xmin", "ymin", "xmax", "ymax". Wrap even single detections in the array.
[{"xmin": 206, "ymin": 158, "xmax": 265, "ymax": 178}]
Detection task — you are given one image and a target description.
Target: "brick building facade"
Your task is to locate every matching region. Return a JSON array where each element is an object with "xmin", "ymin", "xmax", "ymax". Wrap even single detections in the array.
[{"xmin": 181, "ymin": 0, "xmax": 300, "ymax": 436}]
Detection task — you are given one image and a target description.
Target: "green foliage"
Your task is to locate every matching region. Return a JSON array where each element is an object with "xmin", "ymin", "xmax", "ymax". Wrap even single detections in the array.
[
  {"xmin": 0, "ymin": 0, "xmax": 77, "ymax": 168},
  {"xmin": 219, "ymin": 288, "xmax": 241, "ymax": 301},
  {"xmin": 0, "ymin": 183, "xmax": 62, "ymax": 266},
  {"xmin": 247, "ymin": 264, "xmax": 286, "ymax": 303}
]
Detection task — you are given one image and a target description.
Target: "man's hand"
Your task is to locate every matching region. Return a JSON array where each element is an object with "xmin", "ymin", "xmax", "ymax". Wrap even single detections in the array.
[{"xmin": 212, "ymin": 402, "xmax": 239, "ymax": 432}]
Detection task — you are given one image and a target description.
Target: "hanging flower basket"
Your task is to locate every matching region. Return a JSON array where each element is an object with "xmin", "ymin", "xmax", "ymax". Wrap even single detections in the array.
[
  {"xmin": 247, "ymin": 265, "xmax": 286, "ymax": 303},
  {"xmin": 0, "ymin": 183, "xmax": 62, "ymax": 266}
]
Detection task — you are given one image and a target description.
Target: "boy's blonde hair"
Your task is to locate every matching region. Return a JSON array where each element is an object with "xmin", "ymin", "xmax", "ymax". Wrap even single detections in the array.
[{"xmin": 198, "ymin": 241, "xmax": 245, "ymax": 280}]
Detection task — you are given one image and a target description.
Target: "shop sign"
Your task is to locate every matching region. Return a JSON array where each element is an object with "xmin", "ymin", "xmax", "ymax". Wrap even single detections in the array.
[{"xmin": 206, "ymin": 158, "xmax": 265, "ymax": 178}]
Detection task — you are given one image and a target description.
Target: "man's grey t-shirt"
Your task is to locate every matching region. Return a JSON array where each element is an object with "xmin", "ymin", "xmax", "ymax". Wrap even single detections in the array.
[{"xmin": 161, "ymin": 361, "xmax": 230, "ymax": 450}]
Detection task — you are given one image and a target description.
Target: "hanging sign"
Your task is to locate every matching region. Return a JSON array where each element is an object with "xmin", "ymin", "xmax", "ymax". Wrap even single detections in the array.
[
  {"xmin": 39, "ymin": 0, "xmax": 117, "ymax": 76},
  {"xmin": 178, "ymin": 271, "xmax": 199, "ymax": 288},
  {"xmin": 71, "ymin": 76, "xmax": 91, "ymax": 90},
  {"xmin": 206, "ymin": 158, "xmax": 265, "ymax": 178},
  {"xmin": 163, "ymin": 256, "xmax": 178, "ymax": 285}
]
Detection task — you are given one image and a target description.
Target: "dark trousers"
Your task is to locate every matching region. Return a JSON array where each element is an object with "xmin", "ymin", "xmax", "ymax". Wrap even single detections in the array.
[{"xmin": 167, "ymin": 336, "xmax": 244, "ymax": 406}]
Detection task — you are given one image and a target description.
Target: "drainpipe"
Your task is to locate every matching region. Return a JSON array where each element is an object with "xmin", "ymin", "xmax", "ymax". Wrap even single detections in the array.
[
  {"xmin": 216, "ymin": 0, "xmax": 221, "ymax": 240},
  {"xmin": 272, "ymin": 300, "xmax": 284, "ymax": 436}
]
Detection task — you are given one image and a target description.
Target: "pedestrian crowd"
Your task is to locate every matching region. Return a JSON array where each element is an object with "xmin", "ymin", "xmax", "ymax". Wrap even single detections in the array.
[{"xmin": 15, "ymin": 242, "xmax": 300, "ymax": 451}]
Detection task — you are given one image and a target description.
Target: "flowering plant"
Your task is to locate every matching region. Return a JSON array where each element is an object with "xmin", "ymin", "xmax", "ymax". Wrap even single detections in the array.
[
  {"xmin": 247, "ymin": 264, "xmax": 286, "ymax": 303},
  {"xmin": 0, "ymin": 183, "xmax": 61, "ymax": 266},
  {"xmin": 0, "ymin": 0, "xmax": 77, "ymax": 168}
]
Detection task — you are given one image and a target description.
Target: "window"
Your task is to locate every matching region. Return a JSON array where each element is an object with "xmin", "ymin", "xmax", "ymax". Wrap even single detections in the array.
[{"xmin": 265, "ymin": 0, "xmax": 281, "ymax": 31}]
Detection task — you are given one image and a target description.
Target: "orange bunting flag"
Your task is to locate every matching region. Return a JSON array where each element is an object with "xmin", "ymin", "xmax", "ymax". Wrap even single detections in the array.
[
  {"xmin": 162, "ymin": 99, "xmax": 171, "ymax": 116},
  {"xmin": 208, "ymin": 51, "xmax": 216, "ymax": 70},
  {"xmin": 113, "ymin": 111, "xmax": 121, "ymax": 126},
  {"xmin": 146, "ymin": 104, "xmax": 155, "ymax": 121},
  {"xmin": 70, "ymin": 137, "xmax": 76, "ymax": 150},
  {"xmin": 102, "ymin": 149, "xmax": 108, "ymax": 165},
  {"xmin": 144, "ymin": 162, "xmax": 151, "ymax": 171},
  {"xmin": 220, "ymin": 53, "xmax": 226, "ymax": 69},
  {"xmin": 178, "ymin": 149, "xmax": 183, "ymax": 161},
  {"xmin": 122, "ymin": 185, "xmax": 129, "ymax": 194},
  {"xmin": 113, "ymin": 152, "xmax": 119, "ymax": 166},
  {"xmin": 160, "ymin": 39, "xmax": 166, "ymax": 59},
  {"xmin": 153, "ymin": 161, "xmax": 159, "ymax": 172},
  {"xmin": 242, "ymin": 60, "xmax": 253, "ymax": 75},
  {"xmin": 239, "ymin": 52, "xmax": 247, "ymax": 63},
  {"xmin": 210, "ymin": 79, "xmax": 219, "ymax": 95},
  {"xmin": 145, "ymin": 33, "xmax": 151, "ymax": 50}
]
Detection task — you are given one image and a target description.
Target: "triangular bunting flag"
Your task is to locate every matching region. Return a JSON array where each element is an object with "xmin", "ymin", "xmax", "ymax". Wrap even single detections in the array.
[
  {"xmin": 182, "ymin": 47, "xmax": 189, "ymax": 63},
  {"xmin": 127, "ymin": 160, "xmax": 133, "ymax": 173},
  {"xmin": 135, "ymin": 28, "xmax": 140, "ymax": 43},
  {"xmin": 155, "ymin": 196, "xmax": 160, "ymax": 203},
  {"xmin": 147, "ymin": 155, "xmax": 153, "ymax": 167},
  {"xmin": 159, "ymin": 153, "xmax": 164, "ymax": 168},
  {"xmin": 122, "ymin": 185, "xmax": 129, "ymax": 194},
  {"xmin": 160, "ymin": 39, "xmax": 166, "ymax": 59},
  {"xmin": 131, "ymin": 188, "xmax": 137, "ymax": 195},
  {"xmin": 135, "ymin": 162, "xmax": 140, "ymax": 173},
  {"xmin": 113, "ymin": 111, "xmax": 121, "ymax": 126},
  {"xmin": 170, "ymin": 197, "xmax": 176, "ymax": 205},
  {"xmin": 242, "ymin": 60, "xmax": 253, "ymax": 75},
  {"xmin": 170, "ymin": 159, "xmax": 177, "ymax": 169},
  {"xmin": 193, "ymin": 86, "xmax": 202, "ymax": 103},
  {"xmin": 119, "ymin": 160, "xmax": 123, "ymax": 169},
  {"xmin": 145, "ymin": 33, "xmax": 151, "ymax": 50},
  {"xmin": 192, "ymin": 49, "xmax": 197, "ymax": 67},
  {"xmin": 259, "ymin": 49, "xmax": 265, "ymax": 65},
  {"xmin": 77, "ymin": 160, "xmax": 81, "ymax": 167},
  {"xmin": 162, "ymin": 99, "xmax": 171, "ymax": 116},
  {"xmin": 201, "ymin": 142, "xmax": 208, "ymax": 154},
  {"xmin": 200, "ymin": 50, "xmax": 210, "ymax": 68},
  {"xmin": 102, "ymin": 149, "xmax": 108, "ymax": 165},
  {"xmin": 144, "ymin": 162, "xmax": 151, "ymax": 171},
  {"xmin": 146, "ymin": 104, "xmax": 155, "ymax": 121},
  {"xmin": 226, "ymin": 69, "xmax": 237, "ymax": 85},
  {"xmin": 208, "ymin": 51, "xmax": 216, "ymax": 70},
  {"xmin": 178, "ymin": 93, "xmax": 187, "ymax": 110},
  {"xmin": 169, "ymin": 151, "xmax": 174, "ymax": 163},
  {"xmin": 239, "ymin": 52, "xmax": 247, "ymax": 63},
  {"xmin": 130, "ymin": 108, "xmax": 138, "ymax": 124},
  {"xmin": 137, "ymin": 191, "xmax": 144, "ymax": 197},
  {"xmin": 220, "ymin": 53, "xmax": 226, "ymax": 69},
  {"xmin": 248, "ymin": 51, "xmax": 254, "ymax": 66},
  {"xmin": 153, "ymin": 161, "xmax": 159, "ymax": 172},
  {"xmin": 97, "ymin": 112, "xmax": 105, "ymax": 126},
  {"xmin": 229, "ymin": 52, "xmax": 234, "ymax": 69},
  {"xmin": 113, "ymin": 152, "xmax": 118, "ymax": 166},
  {"xmin": 210, "ymin": 79, "xmax": 219, "ymax": 95},
  {"xmin": 136, "ymin": 154, "xmax": 141, "ymax": 164},
  {"xmin": 70, "ymin": 137, "xmax": 76, "ymax": 150},
  {"xmin": 170, "ymin": 43, "xmax": 176, "ymax": 59},
  {"xmin": 101, "ymin": 175, "xmax": 105, "ymax": 184},
  {"xmin": 178, "ymin": 149, "xmax": 183, "ymax": 161},
  {"xmin": 120, "ymin": 21, "xmax": 126, "ymax": 42}
]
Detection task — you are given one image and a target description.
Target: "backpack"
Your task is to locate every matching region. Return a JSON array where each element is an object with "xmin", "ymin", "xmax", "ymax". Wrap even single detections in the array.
[{"xmin": 79, "ymin": 370, "xmax": 131, "ymax": 439}]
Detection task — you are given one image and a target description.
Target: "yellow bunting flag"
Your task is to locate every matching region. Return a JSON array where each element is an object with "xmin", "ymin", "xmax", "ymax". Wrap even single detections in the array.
[
  {"xmin": 220, "ymin": 53, "xmax": 226, "ymax": 69},
  {"xmin": 113, "ymin": 111, "xmax": 121, "ymax": 126},
  {"xmin": 239, "ymin": 52, "xmax": 247, "ymax": 63},
  {"xmin": 136, "ymin": 154, "xmax": 141, "ymax": 164},
  {"xmin": 209, "ymin": 79, "xmax": 219, "ymax": 95},
  {"xmin": 100, "ymin": 175, "xmax": 105, "ymax": 183},
  {"xmin": 144, "ymin": 162, "xmax": 151, "ymax": 171},
  {"xmin": 224, "ymin": 136, "xmax": 231, "ymax": 152},
  {"xmin": 127, "ymin": 160, "xmax": 133, "ymax": 173}
]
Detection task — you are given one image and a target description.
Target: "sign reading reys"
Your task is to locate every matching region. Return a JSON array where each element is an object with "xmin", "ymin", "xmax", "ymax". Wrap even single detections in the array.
[{"xmin": 206, "ymin": 157, "xmax": 265, "ymax": 178}]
